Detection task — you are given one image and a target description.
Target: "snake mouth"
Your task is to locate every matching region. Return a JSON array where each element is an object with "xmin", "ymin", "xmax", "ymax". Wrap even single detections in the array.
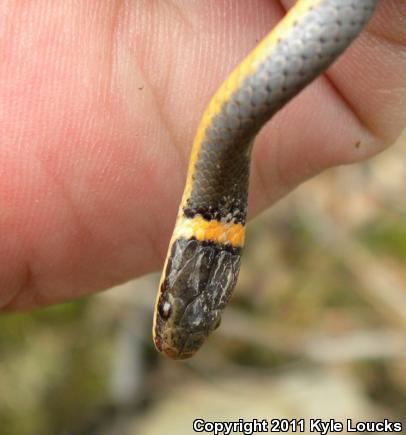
[
  {"xmin": 154, "ymin": 338, "xmax": 193, "ymax": 360},
  {"xmin": 154, "ymin": 326, "xmax": 207, "ymax": 360},
  {"xmin": 162, "ymin": 346, "xmax": 196, "ymax": 360}
]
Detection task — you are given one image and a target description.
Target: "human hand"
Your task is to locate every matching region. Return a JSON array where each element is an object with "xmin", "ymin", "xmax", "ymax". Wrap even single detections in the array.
[{"xmin": 1, "ymin": 0, "xmax": 405, "ymax": 310}]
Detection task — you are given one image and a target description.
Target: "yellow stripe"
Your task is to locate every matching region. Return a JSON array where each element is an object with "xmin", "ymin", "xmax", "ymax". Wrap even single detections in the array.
[
  {"xmin": 173, "ymin": 215, "xmax": 245, "ymax": 247},
  {"xmin": 180, "ymin": 0, "xmax": 322, "ymax": 209}
]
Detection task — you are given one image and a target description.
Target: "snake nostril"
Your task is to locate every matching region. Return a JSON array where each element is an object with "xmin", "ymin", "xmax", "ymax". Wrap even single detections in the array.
[{"xmin": 158, "ymin": 300, "xmax": 172, "ymax": 320}]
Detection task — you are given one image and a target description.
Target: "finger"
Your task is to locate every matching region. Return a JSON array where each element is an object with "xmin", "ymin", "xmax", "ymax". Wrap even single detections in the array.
[{"xmin": 249, "ymin": 0, "xmax": 406, "ymax": 214}]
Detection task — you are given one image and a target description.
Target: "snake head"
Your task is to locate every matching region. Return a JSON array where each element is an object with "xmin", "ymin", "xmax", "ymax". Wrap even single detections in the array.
[{"xmin": 153, "ymin": 238, "xmax": 241, "ymax": 359}]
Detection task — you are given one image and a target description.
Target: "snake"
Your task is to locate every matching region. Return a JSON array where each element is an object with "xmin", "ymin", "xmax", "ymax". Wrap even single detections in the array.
[{"xmin": 152, "ymin": 0, "xmax": 379, "ymax": 359}]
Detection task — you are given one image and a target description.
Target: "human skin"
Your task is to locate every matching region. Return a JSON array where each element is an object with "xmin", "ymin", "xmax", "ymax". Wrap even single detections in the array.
[{"xmin": 0, "ymin": 0, "xmax": 405, "ymax": 311}]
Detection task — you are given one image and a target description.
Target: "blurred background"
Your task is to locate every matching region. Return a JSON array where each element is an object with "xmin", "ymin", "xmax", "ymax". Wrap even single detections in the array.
[{"xmin": 1, "ymin": 131, "xmax": 405, "ymax": 435}]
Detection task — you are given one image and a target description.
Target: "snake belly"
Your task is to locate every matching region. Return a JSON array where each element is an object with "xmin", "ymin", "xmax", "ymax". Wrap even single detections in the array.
[{"xmin": 153, "ymin": 0, "xmax": 379, "ymax": 359}]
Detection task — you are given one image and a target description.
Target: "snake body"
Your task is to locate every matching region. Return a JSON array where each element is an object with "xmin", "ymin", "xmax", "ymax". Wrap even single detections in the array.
[{"xmin": 153, "ymin": 0, "xmax": 379, "ymax": 359}]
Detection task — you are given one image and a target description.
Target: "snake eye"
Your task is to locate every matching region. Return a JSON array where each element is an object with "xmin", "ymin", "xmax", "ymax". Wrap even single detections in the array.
[{"xmin": 158, "ymin": 299, "xmax": 172, "ymax": 320}]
